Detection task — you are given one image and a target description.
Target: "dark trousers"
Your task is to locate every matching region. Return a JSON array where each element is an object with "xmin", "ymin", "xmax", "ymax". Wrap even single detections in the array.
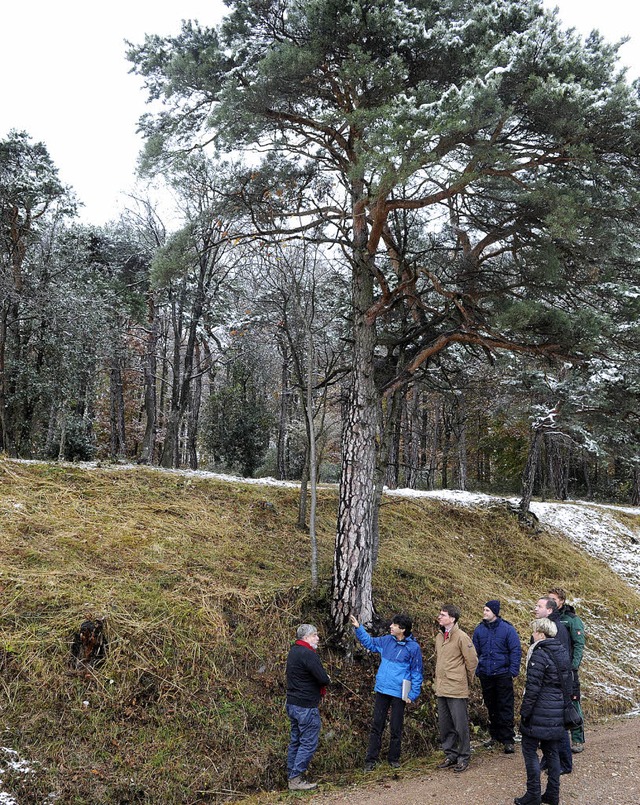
[
  {"xmin": 478, "ymin": 673, "xmax": 515, "ymax": 743},
  {"xmin": 521, "ymin": 734, "xmax": 561, "ymax": 804},
  {"xmin": 365, "ymin": 692, "xmax": 406, "ymax": 763},
  {"xmin": 541, "ymin": 729, "xmax": 572, "ymax": 774},
  {"xmin": 571, "ymin": 670, "xmax": 585, "ymax": 744},
  {"xmin": 437, "ymin": 696, "xmax": 471, "ymax": 763}
]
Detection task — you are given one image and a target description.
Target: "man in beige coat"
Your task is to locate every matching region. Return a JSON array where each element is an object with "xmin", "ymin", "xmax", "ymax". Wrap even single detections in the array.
[{"xmin": 435, "ymin": 604, "xmax": 478, "ymax": 772}]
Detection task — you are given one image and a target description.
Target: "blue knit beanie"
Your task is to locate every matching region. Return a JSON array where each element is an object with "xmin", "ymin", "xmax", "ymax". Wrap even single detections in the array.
[{"xmin": 486, "ymin": 599, "xmax": 501, "ymax": 616}]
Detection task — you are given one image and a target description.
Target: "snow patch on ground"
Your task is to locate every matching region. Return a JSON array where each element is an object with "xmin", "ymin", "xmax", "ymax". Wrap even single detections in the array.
[
  {"xmin": 2, "ymin": 458, "xmax": 640, "ymax": 792},
  {"xmin": 0, "ymin": 746, "xmax": 38, "ymax": 805},
  {"xmin": 385, "ymin": 487, "xmax": 640, "ymax": 592}
]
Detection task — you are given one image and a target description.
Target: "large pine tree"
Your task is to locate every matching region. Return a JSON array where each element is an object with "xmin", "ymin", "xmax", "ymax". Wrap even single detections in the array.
[{"xmin": 129, "ymin": 0, "xmax": 640, "ymax": 633}]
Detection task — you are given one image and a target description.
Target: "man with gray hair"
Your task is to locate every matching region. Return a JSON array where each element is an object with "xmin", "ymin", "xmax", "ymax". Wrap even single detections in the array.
[{"xmin": 285, "ymin": 624, "xmax": 331, "ymax": 791}]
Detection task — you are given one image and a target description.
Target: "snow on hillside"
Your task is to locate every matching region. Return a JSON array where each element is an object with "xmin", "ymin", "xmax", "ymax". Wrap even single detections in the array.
[
  {"xmin": 8, "ymin": 459, "xmax": 640, "ymax": 591},
  {"xmin": 384, "ymin": 487, "xmax": 640, "ymax": 593},
  {"xmin": 2, "ymin": 460, "xmax": 639, "ymax": 802},
  {"xmin": 11, "ymin": 459, "xmax": 640, "ymax": 591},
  {"xmin": 0, "ymin": 747, "xmax": 36, "ymax": 805}
]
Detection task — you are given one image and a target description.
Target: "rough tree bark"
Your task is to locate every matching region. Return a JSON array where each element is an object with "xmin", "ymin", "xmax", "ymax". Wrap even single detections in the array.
[{"xmin": 330, "ymin": 187, "xmax": 378, "ymax": 633}]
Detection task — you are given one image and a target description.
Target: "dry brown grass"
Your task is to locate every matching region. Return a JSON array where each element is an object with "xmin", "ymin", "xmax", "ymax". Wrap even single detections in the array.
[{"xmin": 0, "ymin": 460, "xmax": 639, "ymax": 804}]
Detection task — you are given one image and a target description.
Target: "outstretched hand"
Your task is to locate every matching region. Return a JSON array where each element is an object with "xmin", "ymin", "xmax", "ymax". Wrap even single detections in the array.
[{"xmin": 349, "ymin": 614, "xmax": 359, "ymax": 628}]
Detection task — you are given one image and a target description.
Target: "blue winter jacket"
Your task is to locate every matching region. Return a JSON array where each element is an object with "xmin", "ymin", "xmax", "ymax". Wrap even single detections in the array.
[
  {"xmin": 472, "ymin": 617, "xmax": 522, "ymax": 678},
  {"xmin": 354, "ymin": 625, "xmax": 423, "ymax": 701}
]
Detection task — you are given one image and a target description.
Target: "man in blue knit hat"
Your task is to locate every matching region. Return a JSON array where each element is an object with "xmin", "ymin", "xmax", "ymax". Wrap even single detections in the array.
[{"xmin": 472, "ymin": 599, "xmax": 522, "ymax": 754}]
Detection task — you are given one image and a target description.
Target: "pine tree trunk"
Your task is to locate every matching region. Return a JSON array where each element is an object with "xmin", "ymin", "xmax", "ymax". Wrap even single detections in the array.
[
  {"xmin": 384, "ymin": 391, "xmax": 402, "ymax": 489},
  {"xmin": 372, "ymin": 389, "xmax": 402, "ymax": 567},
  {"xmin": 330, "ymin": 202, "xmax": 378, "ymax": 635},
  {"xmin": 109, "ymin": 359, "xmax": 126, "ymax": 460},
  {"xmin": 305, "ymin": 331, "xmax": 318, "ymax": 590},
  {"xmin": 441, "ymin": 405, "xmax": 451, "ymax": 489},
  {"xmin": 404, "ymin": 388, "xmax": 421, "ymax": 490},
  {"xmin": 426, "ymin": 402, "xmax": 438, "ymax": 491},
  {"xmin": 186, "ymin": 355, "xmax": 202, "ymax": 471},
  {"xmin": 631, "ymin": 465, "xmax": 640, "ymax": 507},
  {"xmin": 456, "ymin": 393, "xmax": 468, "ymax": 491}
]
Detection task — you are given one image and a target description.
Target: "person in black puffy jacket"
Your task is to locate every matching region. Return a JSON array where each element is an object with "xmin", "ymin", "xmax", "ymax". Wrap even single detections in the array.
[{"xmin": 515, "ymin": 617, "xmax": 571, "ymax": 805}]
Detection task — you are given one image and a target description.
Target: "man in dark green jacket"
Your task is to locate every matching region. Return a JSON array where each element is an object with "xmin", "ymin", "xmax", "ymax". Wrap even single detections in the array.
[{"xmin": 548, "ymin": 587, "xmax": 586, "ymax": 753}]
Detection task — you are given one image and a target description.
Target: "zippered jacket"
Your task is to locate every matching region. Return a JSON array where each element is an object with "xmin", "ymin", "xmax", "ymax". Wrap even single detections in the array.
[
  {"xmin": 286, "ymin": 641, "xmax": 331, "ymax": 708},
  {"xmin": 520, "ymin": 637, "xmax": 571, "ymax": 740},
  {"xmin": 354, "ymin": 625, "xmax": 423, "ymax": 701},
  {"xmin": 472, "ymin": 617, "xmax": 522, "ymax": 677},
  {"xmin": 557, "ymin": 604, "xmax": 586, "ymax": 669},
  {"xmin": 435, "ymin": 623, "xmax": 478, "ymax": 698}
]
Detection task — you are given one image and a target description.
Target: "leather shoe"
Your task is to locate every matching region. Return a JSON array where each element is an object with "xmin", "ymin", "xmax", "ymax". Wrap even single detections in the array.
[
  {"xmin": 504, "ymin": 742, "xmax": 516, "ymax": 754},
  {"xmin": 453, "ymin": 759, "xmax": 469, "ymax": 772},
  {"xmin": 436, "ymin": 757, "xmax": 457, "ymax": 769}
]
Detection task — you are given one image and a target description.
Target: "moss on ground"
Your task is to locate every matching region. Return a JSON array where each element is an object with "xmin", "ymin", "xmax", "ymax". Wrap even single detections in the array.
[{"xmin": 0, "ymin": 460, "xmax": 639, "ymax": 803}]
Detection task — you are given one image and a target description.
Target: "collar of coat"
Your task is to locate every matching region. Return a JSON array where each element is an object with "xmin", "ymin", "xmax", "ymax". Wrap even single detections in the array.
[{"xmin": 295, "ymin": 639, "xmax": 317, "ymax": 652}]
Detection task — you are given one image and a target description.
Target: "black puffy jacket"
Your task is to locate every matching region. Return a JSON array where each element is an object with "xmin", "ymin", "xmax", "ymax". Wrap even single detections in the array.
[{"xmin": 520, "ymin": 637, "xmax": 571, "ymax": 741}]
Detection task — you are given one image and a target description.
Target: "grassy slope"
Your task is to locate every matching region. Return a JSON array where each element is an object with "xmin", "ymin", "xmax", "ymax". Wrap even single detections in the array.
[{"xmin": 0, "ymin": 460, "xmax": 639, "ymax": 804}]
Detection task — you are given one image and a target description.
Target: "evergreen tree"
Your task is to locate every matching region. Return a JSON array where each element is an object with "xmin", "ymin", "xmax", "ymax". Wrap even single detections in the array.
[{"xmin": 129, "ymin": 1, "xmax": 640, "ymax": 632}]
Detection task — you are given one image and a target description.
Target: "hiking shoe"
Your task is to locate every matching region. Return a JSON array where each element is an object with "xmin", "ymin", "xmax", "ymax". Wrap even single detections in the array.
[
  {"xmin": 364, "ymin": 761, "xmax": 377, "ymax": 772},
  {"xmin": 453, "ymin": 759, "xmax": 469, "ymax": 772},
  {"xmin": 571, "ymin": 742, "xmax": 585, "ymax": 753},
  {"xmin": 288, "ymin": 776, "xmax": 317, "ymax": 791},
  {"xmin": 504, "ymin": 742, "xmax": 516, "ymax": 754},
  {"xmin": 437, "ymin": 757, "xmax": 457, "ymax": 769},
  {"xmin": 388, "ymin": 760, "xmax": 401, "ymax": 769}
]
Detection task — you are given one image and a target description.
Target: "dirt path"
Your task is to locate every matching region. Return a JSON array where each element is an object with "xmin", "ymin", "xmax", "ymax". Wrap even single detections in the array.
[{"xmin": 310, "ymin": 716, "xmax": 640, "ymax": 805}]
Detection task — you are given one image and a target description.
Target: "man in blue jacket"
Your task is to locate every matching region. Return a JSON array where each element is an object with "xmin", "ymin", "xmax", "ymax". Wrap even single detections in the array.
[
  {"xmin": 350, "ymin": 613, "xmax": 423, "ymax": 771},
  {"xmin": 472, "ymin": 599, "xmax": 522, "ymax": 754}
]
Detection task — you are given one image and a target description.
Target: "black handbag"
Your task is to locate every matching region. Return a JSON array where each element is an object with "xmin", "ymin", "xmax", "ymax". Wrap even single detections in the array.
[{"xmin": 547, "ymin": 649, "xmax": 583, "ymax": 730}]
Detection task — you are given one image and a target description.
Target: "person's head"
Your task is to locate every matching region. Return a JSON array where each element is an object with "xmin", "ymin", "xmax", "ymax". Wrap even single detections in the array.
[
  {"xmin": 531, "ymin": 617, "xmax": 557, "ymax": 642},
  {"xmin": 437, "ymin": 604, "xmax": 461, "ymax": 630},
  {"xmin": 390, "ymin": 613, "xmax": 412, "ymax": 639},
  {"xmin": 296, "ymin": 624, "xmax": 320, "ymax": 649},
  {"xmin": 483, "ymin": 599, "xmax": 500, "ymax": 622},
  {"xmin": 534, "ymin": 597, "xmax": 557, "ymax": 618},
  {"xmin": 547, "ymin": 587, "xmax": 567, "ymax": 608}
]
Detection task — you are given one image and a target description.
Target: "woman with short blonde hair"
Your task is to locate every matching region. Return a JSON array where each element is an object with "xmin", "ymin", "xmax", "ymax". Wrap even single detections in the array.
[{"xmin": 515, "ymin": 618, "xmax": 570, "ymax": 805}]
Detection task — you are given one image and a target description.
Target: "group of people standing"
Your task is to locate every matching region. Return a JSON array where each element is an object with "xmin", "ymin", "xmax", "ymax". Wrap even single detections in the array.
[{"xmin": 285, "ymin": 587, "xmax": 585, "ymax": 805}]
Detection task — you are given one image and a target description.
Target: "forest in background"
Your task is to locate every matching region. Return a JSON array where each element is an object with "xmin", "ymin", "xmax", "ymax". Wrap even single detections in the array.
[
  {"xmin": 3, "ymin": 1, "xmax": 640, "ymax": 633},
  {"xmin": 1, "ymin": 127, "xmax": 637, "ymax": 504}
]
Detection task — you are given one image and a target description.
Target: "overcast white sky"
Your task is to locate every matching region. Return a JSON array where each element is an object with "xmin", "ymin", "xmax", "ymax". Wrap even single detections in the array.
[{"xmin": 1, "ymin": 0, "xmax": 638, "ymax": 226}]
